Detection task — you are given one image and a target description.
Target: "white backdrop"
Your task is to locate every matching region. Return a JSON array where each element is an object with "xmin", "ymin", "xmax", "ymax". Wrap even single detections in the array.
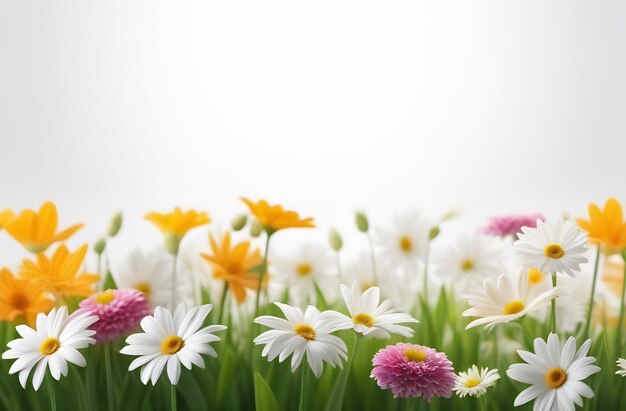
[{"xmin": 1, "ymin": 1, "xmax": 625, "ymax": 263}]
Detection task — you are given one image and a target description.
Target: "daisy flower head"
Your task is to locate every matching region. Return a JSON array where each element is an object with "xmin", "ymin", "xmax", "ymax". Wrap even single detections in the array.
[
  {"xmin": 2, "ymin": 306, "xmax": 98, "ymax": 390},
  {"xmin": 374, "ymin": 210, "xmax": 431, "ymax": 273},
  {"xmin": 507, "ymin": 334, "xmax": 600, "ymax": 410},
  {"xmin": 241, "ymin": 198, "xmax": 315, "ymax": 233},
  {"xmin": 515, "ymin": 219, "xmax": 588, "ymax": 277},
  {"xmin": 482, "ymin": 213, "xmax": 544, "ymax": 238},
  {"xmin": 338, "ymin": 283, "xmax": 418, "ymax": 339},
  {"xmin": 462, "ymin": 270, "xmax": 559, "ymax": 330},
  {"xmin": 79, "ymin": 289, "xmax": 152, "ymax": 342},
  {"xmin": 453, "ymin": 365, "xmax": 500, "ymax": 398},
  {"xmin": 253, "ymin": 303, "xmax": 351, "ymax": 378},
  {"xmin": 120, "ymin": 304, "xmax": 225, "ymax": 385},
  {"xmin": 371, "ymin": 342, "xmax": 455, "ymax": 401},
  {"xmin": 616, "ymin": 358, "xmax": 626, "ymax": 377}
]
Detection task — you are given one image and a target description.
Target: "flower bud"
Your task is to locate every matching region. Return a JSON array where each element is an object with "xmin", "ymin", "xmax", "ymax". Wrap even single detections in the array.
[
  {"xmin": 249, "ymin": 220, "xmax": 263, "ymax": 238},
  {"xmin": 329, "ymin": 229, "xmax": 343, "ymax": 251},
  {"xmin": 429, "ymin": 226, "xmax": 440, "ymax": 240},
  {"xmin": 355, "ymin": 212, "xmax": 369, "ymax": 233},
  {"xmin": 94, "ymin": 238, "xmax": 106, "ymax": 255},
  {"xmin": 108, "ymin": 212, "xmax": 123, "ymax": 237},
  {"xmin": 231, "ymin": 214, "xmax": 248, "ymax": 231}
]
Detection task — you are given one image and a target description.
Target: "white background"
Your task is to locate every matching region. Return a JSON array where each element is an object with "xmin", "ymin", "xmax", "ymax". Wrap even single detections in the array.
[{"xmin": 1, "ymin": 1, "xmax": 625, "ymax": 263}]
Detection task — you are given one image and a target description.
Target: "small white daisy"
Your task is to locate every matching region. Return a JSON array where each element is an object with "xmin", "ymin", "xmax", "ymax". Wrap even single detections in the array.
[
  {"xmin": 374, "ymin": 210, "xmax": 431, "ymax": 274},
  {"xmin": 616, "ymin": 358, "xmax": 626, "ymax": 376},
  {"xmin": 453, "ymin": 365, "xmax": 500, "ymax": 398},
  {"xmin": 514, "ymin": 219, "xmax": 588, "ymax": 277},
  {"xmin": 254, "ymin": 303, "xmax": 351, "ymax": 378},
  {"xmin": 2, "ymin": 307, "xmax": 98, "ymax": 390},
  {"xmin": 120, "ymin": 304, "xmax": 226, "ymax": 385},
  {"xmin": 337, "ymin": 283, "xmax": 418, "ymax": 339},
  {"xmin": 507, "ymin": 333, "xmax": 600, "ymax": 410},
  {"xmin": 463, "ymin": 270, "xmax": 559, "ymax": 330}
]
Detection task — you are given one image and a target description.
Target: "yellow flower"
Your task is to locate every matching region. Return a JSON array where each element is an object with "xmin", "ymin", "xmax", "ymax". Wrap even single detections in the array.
[
  {"xmin": 4, "ymin": 202, "xmax": 83, "ymax": 253},
  {"xmin": 577, "ymin": 198, "xmax": 626, "ymax": 250},
  {"xmin": 241, "ymin": 198, "xmax": 314, "ymax": 232},
  {"xmin": 0, "ymin": 268, "xmax": 55, "ymax": 327},
  {"xmin": 0, "ymin": 209, "xmax": 14, "ymax": 230},
  {"xmin": 200, "ymin": 232, "xmax": 264, "ymax": 304},
  {"xmin": 145, "ymin": 207, "xmax": 211, "ymax": 253},
  {"xmin": 20, "ymin": 244, "xmax": 99, "ymax": 299}
]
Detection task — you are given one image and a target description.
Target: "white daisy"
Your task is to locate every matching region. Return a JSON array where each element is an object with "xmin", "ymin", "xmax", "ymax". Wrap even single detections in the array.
[
  {"xmin": 507, "ymin": 333, "xmax": 600, "ymax": 410},
  {"xmin": 514, "ymin": 219, "xmax": 588, "ymax": 277},
  {"xmin": 616, "ymin": 358, "xmax": 626, "ymax": 376},
  {"xmin": 270, "ymin": 244, "xmax": 337, "ymax": 306},
  {"xmin": 253, "ymin": 303, "xmax": 351, "ymax": 378},
  {"xmin": 374, "ymin": 210, "xmax": 431, "ymax": 274},
  {"xmin": 453, "ymin": 365, "xmax": 500, "ymax": 398},
  {"xmin": 463, "ymin": 270, "xmax": 559, "ymax": 330},
  {"xmin": 120, "ymin": 304, "xmax": 226, "ymax": 385},
  {"xmin": 433, "ymin": 233, "xmax": 506, "ymax": 290},
  {"xmin": 337, "ymin": 283, "xmax": 418, "ymax": 339},
  {"xmin": 2, "ymin": 307, "xmax": 98, "ymax": 390}
]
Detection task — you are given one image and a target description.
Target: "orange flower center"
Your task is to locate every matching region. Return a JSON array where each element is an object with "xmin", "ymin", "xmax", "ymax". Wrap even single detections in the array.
[
  {"xmin": 503, "ymin": 300, "xmax": 526, "ymax": 315},
  {"xmin": 528, "ymin": 268, "xmax": 545, "ymax": 285},
  {"xmin": 353, "ymin": 313, "xmax": 374, "ymax": 327},
  {"xmin": 399, "ymin": 236, "xmax": 412, "ymax": 252},
  {"xmin": 461, "ymin": 259, "xmax": 474, "ymax": 272},
  {"xmin": 39, "ymin": 338, "xmax": 60, "ymax": 356},
  {"xmin": 10, "ymin": 292, "xmax": 29, "ymax": 311},
  {"xmin": 544, "ymin": 244, "xmax": 564, "ymax": 259},
  {"xmin": 134, "ymin": 282, "xmax": 152, "ymax": 296},
  {"xmin": 404, "ymin": 348, "xmax": 427, "ymax": 362},
  {"xmin": 96, "ymin": 291, "xmax": 115, "ymax": 305},
  {"xmin": 294, "ymin": 324, "xmax": 316, "ymax": 340},
  {"xmin": 160, "ymin": 336, "xmax": 184, "ymax": 355},
  {"xmin": 297, "ymin": 263, "xmax": 312, "ymax": 277},
  {"xmin": 545, "ymin": 367, "xmax": 567, "ymax": 388}
]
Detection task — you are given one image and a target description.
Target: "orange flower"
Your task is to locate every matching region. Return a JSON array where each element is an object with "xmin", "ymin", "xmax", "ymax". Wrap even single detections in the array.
[
  {"xmin": 20, "ymin": 244, "xmax": 99, "ymax": 299},
  {"xmin": 200, "ymin": 232, "xmax": 264, "ymax": 304},
  {"xmin": 603, "ymin": 254, "xmax": 625, "ymax": 299},
  {"xmin": 0, "ymin": 268, "xmax": 54, "ymax": 327},
  {"xmin": 241, "ymin": 198, "xmax": 314, "ymax": 232},
  {"xmin": 577, "ymin": 198, "xmax": 626, "ymax": 250},
  {"xmin": 0, "ymin": 209, "xmax": 14, "ymax": 230},
  {"xmin": 4, "ymin": 202, "xmax": 82, "ymax": 253},
  {"xmin": 145, "ymin": 207, "xmax": 211, "ymax": 253}
]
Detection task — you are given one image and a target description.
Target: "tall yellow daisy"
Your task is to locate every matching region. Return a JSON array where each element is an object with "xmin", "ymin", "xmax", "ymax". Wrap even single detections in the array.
[
  {"xmin": 4, "ymin": 202, "xmax": 83, "ymax": 253},
  {"xmin": 0, "ymin": 209, "xmax": 14, "ymax": 230},
  {"xmin": 577, "ymin": 198, "xmax": 626, "ymax": 251},
  {"xmin": 20, "ymin": 244, "xmax": 99, "ymax": 300},
  {"xmin": 145, "ymin": 207, "xmax": 211, "ymax": 253},
  {"xmin": 200, "ymin": 232, "xmax": 264, "ymax": 304},
  {"xmin": 0, "ymin": 268, "xmax": 54, "ymax": 327},
  {"xmin": 241, "ymin": 198, "xmax": 314, "ymax": 233}
]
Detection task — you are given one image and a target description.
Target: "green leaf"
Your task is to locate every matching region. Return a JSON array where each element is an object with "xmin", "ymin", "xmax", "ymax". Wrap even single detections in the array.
[
  {"xmin": 254, "ymin": 372, "xmax": 279, "ymax": 411},
  {"xmin": 313, "ymin": 282, "xmax": 329, "ymax": 311},
  {"xmin": 216, "ymin": 348, "xmax": 236, "ymax": 407},
  {"xmin": 102, "ymin": 270, "xmax": 117, "ymax": 290}
]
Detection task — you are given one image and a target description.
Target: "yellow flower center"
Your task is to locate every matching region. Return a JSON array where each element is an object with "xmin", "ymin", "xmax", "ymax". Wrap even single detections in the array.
[
  {"xmin": 545, "ymin": 367, "xmax": 567, "ymax": 388},
  {"xmin": 294, "ymin": 324, "xmax": 316, "ymax": 340},
  {"xmin": 544, "ymin": 244, "xmax": 564, "ymax": 259},
  {"xmin": 134, "ymin": 282, "xmax": 152, "ymax": 296},
  {"xmin": 39, "ymin": 338, "xmax": 60, "ymax": 356},
  {"xmin": 95, "ymin": 291, "xmax": 115, "ymax": 305},
  {"xmin": 404, "ymin": 348, "xmax": 427, "ymax": 362},
  {"xmin": 399, "ymin": 236, "xmax": 412, "ymax": 252},
  {"xmin": 360, "ymin": 282, "xmax": 375, "ymax": 293},
  {"xmin": 503, "ymin": 300, "xmax": 526, "ymax": 315},
  {"xmin": 160, "ymin": 336, "xmax": 184, "ymax": 355},
  {"xmin": 10, "ymin": 292, "xmax": 29, "ymax": 311},
  {"xmin": 528, "ymin": 268, "xmax": 545, "ymax": 285},
  {"xmin": 226, "ymin": 262, "xmax": 242, "ymax": 274},
  {"xmin": 465, "ymin": 378, "xmax": 480, "ymax": 388},
  {"xmin": 353, "ymin": 313, "xmax": 374, "ymax": 327},
  {"xmin": 461, "ymin": 259, "xmax": 474, "ymax": 272},
  {"xmin": 297, "ymin": 263, "xmax": 312, "ymax": 277}
]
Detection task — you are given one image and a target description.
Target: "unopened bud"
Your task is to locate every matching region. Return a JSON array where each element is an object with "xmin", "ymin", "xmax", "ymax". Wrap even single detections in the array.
[
  {"xmin": 249, "ymin": 220, "xmax": 263, "ymax": 238},
  {"xmin": 329, "ymin": 229, "xmax": 343, "ymax": 251},
  {"xmin": 94, "ymin": 238, "xmax": 106, "ymax": 255},
  {"xmin": 108, "ymin": 212, "xmax": 123, "ymax": 237},
  {"xmin": 355, "ymin": 212, "xmax": 369, "ymax": 233},
  {"xmin": 231, "ymin": 214, "xmax": 248, "ymax": 231},
  {"xmin": 429, "ymin": 226, "xmax": 440, "ymax": 240}
]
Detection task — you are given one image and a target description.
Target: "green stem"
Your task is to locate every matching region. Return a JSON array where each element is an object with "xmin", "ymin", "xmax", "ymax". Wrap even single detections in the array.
[
  {"xmin": 217, "ymin": 282, "xmax": 229, "ymax": 324},
  {"xmin": 171, "ymin": 250, "xmax": 179, "ymax": 310},
  {"xmin": 616, "ymin": 250, "xmax": 626, "ymax": 350},
  {"xmin": 422, "ymin": 242, "xmax": 431, "ymax": 307},
  {"xmin": 550, "ymin": 274, "xmax": 558, "ymax": 333},
  {"xmin": 254, "ymin": 233, "xmax": 272, "ymax": 317},
  {"xmin": 583, "ymin": 246, "xmax": 601, "ymax": 339},
  {"xmin": 170, "ymin": 384, "xmax": 177, "ymax": 411},
  {"xmin": 299, "ymin": 366, "xmax": 310, "ymax": 411},
  {"xmin": 323, "ymin": 336, "xmax": 362, "ymax": 411},
  {"xmin": 104, "ymin": 344, "xmax": 115, "ymax": 411},
  {"xmin": 46, "ymin": 373, "xmax": 57, "ymax": 411}
]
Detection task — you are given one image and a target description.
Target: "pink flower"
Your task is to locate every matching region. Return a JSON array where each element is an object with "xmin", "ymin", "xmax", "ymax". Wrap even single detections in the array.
[
  {"xmin": 371, "ymin": 343, "xmax": 455, "ymax": 401},
  {"xmin": 79, "ymin": 288, "xmax": 151, "ymax": 342},
  {"xmin": 482, "ymin": 214, "xmax": 544, "ymax": 238}
]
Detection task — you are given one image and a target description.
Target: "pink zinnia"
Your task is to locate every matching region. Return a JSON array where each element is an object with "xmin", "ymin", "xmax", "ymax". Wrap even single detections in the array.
[
  {"xmin": 482, "ymin": 214, "xmax": 544, "ymax": 238},
  {"xmin": 79, "ymin": 288, "xmax": 151, "ymax": 342},
  {"xmin": 371, "ymin": 343, "xmax": 455, "ymax": 401}
]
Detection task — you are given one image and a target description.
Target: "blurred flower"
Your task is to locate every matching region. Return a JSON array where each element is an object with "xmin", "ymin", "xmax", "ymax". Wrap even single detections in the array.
[
  {"xmin": 374, "ymin": 211, "xmax": 431, "ymax": 273},
  {"xmin": 515, "ymin": 219, "xmax": 588, "ymax": 277},
  {"xmin": 337, "ymin": 283, "xmax": 418, "ymax": 339},
  {"xmin": 0, "ymin": 209, "xmax": 14, "ymax": 230},
  {"xmin": 200, "ymin": 232, "xmax": 264, "ymax": 304},
  {"xmin": 482, "ymin": 214, "xmax": 544, "ymax": 238},
  {"xmin": 120, "ymin": 304, "xmax": 225, "ymax": 385},
  {"xmin": 79, "ymin": 289, "xmax": 151, "ymax": 343},
  {"xmin": 453, "ymin": 365, "xmax": 500, "ymax": 398},
  {"xmin": 4, "ymin": 202, "xmax": 82, "ymax": 253},
  {"xmin": 371, "ymin": 342, "xmax": 455, "ymax": 401},
  {"xmin": 20, "ymin": 244, "xmax": 99, "ymax": 299},
  {"xmin": 463, "ymin": 271, "xmax": 558, "ymax": 330},
  {"xmin": 577, "ymin": 198, "xmax": 626, "ymax": 249},
  {"xmin": 241, "ymin": 198, "xmax": 314, "ymax": 232},
  {"xmin": 0, "ymin": 268, "xmax": 54, "ymax": 327},
  {"xmin": 507, "ymin": 334, "xmax": 599, "ymax": 409},
  {"xmin": 270, "ymin": 244, "xmax": 336, "ymax": 306},
  {"xmin": 145, "ymin": 207, "xmax": 210, "ymax": 254},
  {"xmin": 602, "ymin": 254, "xmax": 625, "ymax": 299},
  {"xmin": 2, "ymin": 306, "xmax": 98, "ymax": 390},
  {"xmin": 254, "ymin": 303, "xmax": 350, "ymax": 378},
  {"xmin": 616, "ymin": 359, "xmax": 626, "ymax": 377}
]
